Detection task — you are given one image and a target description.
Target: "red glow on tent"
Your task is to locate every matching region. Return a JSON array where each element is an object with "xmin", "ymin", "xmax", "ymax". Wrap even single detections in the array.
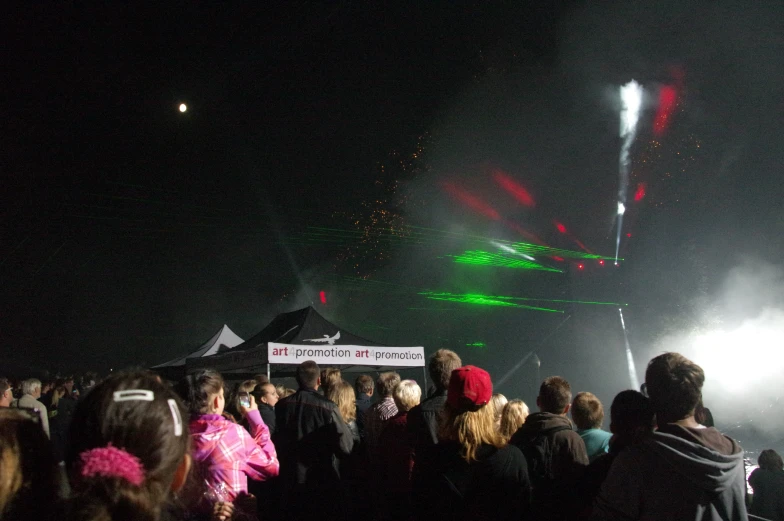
[
  {"xmin": 442, "ymin": 182, "xmax": 501, "ymax": 220},
  {"xmin": 555, "ymin": 221, "xmax": 567, "ymax": 233},
  {"xmin": 319, "ymin": 291, "xmax": 327, "ymax": 304},
  {"xmin": 653, "ymin": 86, "xmax": 677, "ymax": 135},
  {"xmin": 493, "ymin": 170, "xmax": 536, "ymax": 208},
  {"xmin": 634, "ymin": 183, "xmax": 646, "ymax": 202}
]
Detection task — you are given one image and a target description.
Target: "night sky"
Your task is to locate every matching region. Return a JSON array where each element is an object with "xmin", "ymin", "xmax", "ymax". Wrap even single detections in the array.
[{"xmin": 3, "ymin": 2, "xmax": 784, "ymax": 445}]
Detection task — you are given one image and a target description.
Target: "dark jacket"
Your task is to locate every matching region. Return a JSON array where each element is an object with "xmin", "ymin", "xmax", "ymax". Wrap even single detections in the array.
[
  {"xmin": 407, "ymin": 389, "xmax": 447, "ymax": 450},
  {"xmin": 273, "ymin": 388, "xmax": 354, "ymax": 487},
  {"xmin": 355, "ymin": 393, "xmax": 374, "ymax": 441},
  {"xmin": 749, "ymin": 468, "xmax": 784, "ymax": 521},
  {"xmin": 510, "ymin": 412, "xmax": 588, "ymax": 521},
  {"xmin": 379, "ymin": 412, "xmax": 415, "ymax": 518},
  {"xmin": 259, "ymin": 403, "xmax": 276, "ymax": 435},
  {"xmin": 414, "ymin": 442, "xmax": 531, "ymax": 521},
  {"xmin": 591, "ymin": 425, "xmax": 747, "ymax": 521}
]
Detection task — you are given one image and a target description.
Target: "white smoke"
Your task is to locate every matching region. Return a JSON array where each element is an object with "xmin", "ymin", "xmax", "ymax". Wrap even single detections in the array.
[{"xmin": 648, "ymin": 259, "xmax": 784, "ymax": 436}]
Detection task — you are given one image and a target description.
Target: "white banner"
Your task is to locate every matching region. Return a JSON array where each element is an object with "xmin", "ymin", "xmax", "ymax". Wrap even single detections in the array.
[{"xmin": 268, "ymin": 343, "xmax": 425, "ymax": 367}]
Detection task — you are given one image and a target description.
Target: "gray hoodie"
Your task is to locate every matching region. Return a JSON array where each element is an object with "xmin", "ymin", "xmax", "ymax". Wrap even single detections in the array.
[{"xmin": 591, "ymin": 425, "xmax": 747, "ymax": 521}]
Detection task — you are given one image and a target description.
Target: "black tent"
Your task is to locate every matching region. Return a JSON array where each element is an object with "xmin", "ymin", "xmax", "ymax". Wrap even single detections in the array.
[{"xmin": 187, "ymin": 306, "xmax": 425, "ymax": 380}]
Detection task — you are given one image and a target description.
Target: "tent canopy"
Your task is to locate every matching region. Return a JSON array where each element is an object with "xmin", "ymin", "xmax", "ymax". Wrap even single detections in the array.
[
  {"xmin": 187, "ymin": 306, "xmax": 424, "ymax": 377},
  {"xmin": 153, "ymin": 324, "xmax": 244, "ymax": 368}
]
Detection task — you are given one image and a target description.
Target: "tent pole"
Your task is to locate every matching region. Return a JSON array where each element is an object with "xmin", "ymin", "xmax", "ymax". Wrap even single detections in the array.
[
  {"xmin": 422, "ymin": 366, "xmax": 427, "ymax": 395},
  {"xmin": 266, "ymin": 363, "xmax": 270, "ymax": 381}
]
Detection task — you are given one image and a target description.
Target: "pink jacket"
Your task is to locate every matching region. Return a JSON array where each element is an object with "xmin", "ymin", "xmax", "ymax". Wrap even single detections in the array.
[{"xmin": 190, "ymin": 410, "xmax": 279, "ymax": 500}]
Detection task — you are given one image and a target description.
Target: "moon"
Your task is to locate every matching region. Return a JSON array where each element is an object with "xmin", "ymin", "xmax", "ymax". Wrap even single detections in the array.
[{"xmin": 179, "ymin": 103, "xmax": 187, "ymax": 113}]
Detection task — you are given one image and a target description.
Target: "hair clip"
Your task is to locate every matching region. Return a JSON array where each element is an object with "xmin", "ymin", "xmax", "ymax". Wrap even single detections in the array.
[
  {"xmin": 113, "ymin": 390, "xmax": 154, "ymax": 402},
  {"xmin": 168, "ymin": 399, "xmax": 183, "ymax": 436}
]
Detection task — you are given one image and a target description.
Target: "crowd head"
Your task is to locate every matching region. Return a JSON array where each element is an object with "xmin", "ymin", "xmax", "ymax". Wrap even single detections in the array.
[
  {"xmin": 355, "ymin": 374, "xmax": 374, "ymax": 396},
  {"xmin": 537, "ymin": 376, "xmax": 572, "ymax": 415},
  {"xmin": 392, "ymin": 380, "xmax": 422, "ymax": 412},
  {"xmin": 66, "ymin": 371, "xmax": 190, "ymax": 521},
  {"xmin": 376, "ymin": 372, "xmax": 402, "ymax": 398},
  {"xmin": 296, "ymin": 360, "xmax": 320, "ymax": 390},
  {"xmin": 428, "ymin": 349, "xmax": 462, "ymax": 391},
  {"xmin": 499, "ymin": 399, "xmax": 529, "ymax": 442},
  {"xmin": 757, "ymin": 449, "xmax": 783, "ymax": 471},
  {"xmin": 0, "ymin": 378, "xmax": 12, "ymax": 407},
  {"xmin": 0, "ymin": 409, "xmax": 57, "ymax": 519},
  {"xmin": 441, "ymin": 365, "xmax": 502, "ymax": 461},
  {"xmin": 571, "ymin": 392, "xmax": 605, "ymax": 430},
  {"xmin": 327, "ymin": 380, "xmax": 357, "ymax": 423},
  {"xmin": 645, "ymin": 352, "xmax": 704, "ymax": 424},
  {"xmin": 175, "ymin": 370, "xmax": 225, "ymax": 416}
]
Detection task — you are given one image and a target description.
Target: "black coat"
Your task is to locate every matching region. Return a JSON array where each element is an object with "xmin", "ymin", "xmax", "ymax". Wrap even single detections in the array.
[
  {"xmin": 413, "ymin": 442, "xmax": 531, "ymax": 521},
  {"xmin": 273, "ymin": 388, "xmax": 354, "ymax": 487},
  {"xmin": 259, "ymin": 403, "xmax": 276, "ymax": 435},
  {"xmin": 407, "ymin": 389, "xmax": 447, "ymax": 450}
]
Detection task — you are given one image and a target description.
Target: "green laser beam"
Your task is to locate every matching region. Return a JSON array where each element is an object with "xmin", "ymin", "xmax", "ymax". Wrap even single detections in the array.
[
  {"xmin": 449, "ymin": 250, "xmax": 563, "ymax": 272},
  {"xmin": 419, "ymin": 291, "xmax": 626, "ymax": 307},
  {"xmin": 421, "ymin": 293, "xmax": 563, "ymax": 313},
  {"xmin": 466, "ymin": 342, "xmax": 487, "ymax": 348}
]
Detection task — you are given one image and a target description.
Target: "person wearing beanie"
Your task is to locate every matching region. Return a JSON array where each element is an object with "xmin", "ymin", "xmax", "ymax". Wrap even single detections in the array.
[{"xmin": 412, "ymin": 365, "xmax": 531, "ymax": 521}]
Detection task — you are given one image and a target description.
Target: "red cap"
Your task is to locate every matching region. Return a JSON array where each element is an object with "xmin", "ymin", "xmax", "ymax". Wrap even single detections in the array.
[{"xmin": 447, "ymin": 365, "xmax": 493, "ymax": 412}]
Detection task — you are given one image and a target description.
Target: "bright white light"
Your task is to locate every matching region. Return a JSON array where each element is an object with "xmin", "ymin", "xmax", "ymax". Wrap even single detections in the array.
[
  {"xmin": 620, "ymin": 81, "xmax": 643, "ymax": 137},
  {"xmin": 522, "ymin": 254, "xmax": 536, "ymax": 261},
  {"xmin": 179, "ymin": 103, "xmax": 187, "ymax": 113},
  {"xmin": 617, "ymin": 202, "xmax": 626, "ymax": 215}
]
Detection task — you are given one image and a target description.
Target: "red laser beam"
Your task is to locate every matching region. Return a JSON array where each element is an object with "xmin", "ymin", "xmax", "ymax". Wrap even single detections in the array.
[
  {"xmin": 555, "ymin": 221, "xmax": 567, "ymax": 233},
  {"xmin": 442, "ymin": 182, "xmax": 501, "ymax": 220},
  {"xmin": 653, "ymin": 85, "xmax": 677, "ymax": 136},
  {"xmin": 492, "ymin": 170, "xmax": 536, "ymax": 208},
  {"xmin": 634, "ymin": 182, "xmax": 646, "ymax": 202},
  {"xmin": 319, "ymin": 290, "xmax": 327, "ymax": 304}
]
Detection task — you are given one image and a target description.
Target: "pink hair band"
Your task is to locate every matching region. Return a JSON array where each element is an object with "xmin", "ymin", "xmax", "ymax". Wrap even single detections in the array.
[{"xmin": 79, "ymin": 444, "xmax": 145, "ymax": 486}]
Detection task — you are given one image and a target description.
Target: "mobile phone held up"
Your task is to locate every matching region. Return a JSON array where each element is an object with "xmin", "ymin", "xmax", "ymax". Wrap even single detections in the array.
[{"xmin": 239, "ymin": 392, "xmax": 251, "ymax": 408}]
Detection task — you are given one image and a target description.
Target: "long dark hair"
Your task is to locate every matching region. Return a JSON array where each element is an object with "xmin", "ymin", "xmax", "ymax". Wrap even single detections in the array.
[
  {"xmin": 173, "ymin": 370, "xmax": 224, "ymax": 415},
  {"xmin": 66, "ymin": 371, "xmax": 190, "ymax": 521}
]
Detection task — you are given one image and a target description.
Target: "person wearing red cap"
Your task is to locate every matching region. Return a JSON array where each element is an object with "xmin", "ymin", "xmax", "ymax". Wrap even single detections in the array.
[{"xmin": 412, "ymin": 365, "xmax": 531, "ymax": 521}]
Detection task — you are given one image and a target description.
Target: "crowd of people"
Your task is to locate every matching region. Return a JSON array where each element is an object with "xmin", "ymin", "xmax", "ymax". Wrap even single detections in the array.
[{"xmin": 1, "ymin": 349, "xmax": 783, "ymax": 521}]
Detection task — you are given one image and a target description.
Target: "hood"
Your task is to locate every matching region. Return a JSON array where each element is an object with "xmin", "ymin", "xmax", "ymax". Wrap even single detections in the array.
[
  {"xmin": 517, "ymin": 411, "xmax": 574, "ymax": 434},
  {"xmin": 644, "ymin": 429, "xmax": 745, "ymax": 494},
  {"xmin": 189, "ymin": 414, "xmax": 232, "ymax": 459}
]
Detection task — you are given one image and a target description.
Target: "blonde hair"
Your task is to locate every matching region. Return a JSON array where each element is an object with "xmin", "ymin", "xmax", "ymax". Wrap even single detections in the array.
[
  {"xmin": 393, "ymin": 380, "xmax": 422, "ymax": 412},
  {"xmin": 327, "ymin": 380, "xmax": 356, "ymax": 423},
  {"xmin": 491, "ymin": 393, "xmax": 508, "ymax": 429},
  {"xmin": 499, "ymin": 399, "xmax": 529, "ymax": 442},
  {"xmin": 439, "ymin": 402, "xmax": 504, "ymax": 462},
  {"xmin": 275, "ymin": 385, "xmax": 295, "ymax": 399}
]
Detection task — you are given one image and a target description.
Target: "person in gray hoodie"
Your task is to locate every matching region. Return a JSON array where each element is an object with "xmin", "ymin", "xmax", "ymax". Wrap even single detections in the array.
[{"xmin": 591, "ymin": 352, "xmax": 747, "ymax": 521}]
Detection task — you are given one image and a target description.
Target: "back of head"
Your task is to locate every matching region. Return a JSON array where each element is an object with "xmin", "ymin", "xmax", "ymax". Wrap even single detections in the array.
[
  {"xmin": 538, "ymin": 376, "xmax": 572, "ymax": 414},
  {"xmin": 296, "ymin": 360, "xmax": 320, "ymax": 389},
  {"xmin": 491, "ymin": 393, "xmax": 508, "ymax": 425},
  {"xmin": 610, "ymin": 390, "xmax": 655, "ymax": 437},
  {"xmin": 429, "ymin": 349, "xmax": 462, "ymax": 391},
  {"xmin": 254, "ymin": 374, "xmax": 270, "ymax": 387},
  {"xmin": 275, "ymin": 385, "xmax": 295, "ymax": 399},
  {"xmin": 67, "ymin": 371, "xmax": 190, "ymax": 521},
  {"xmin": 355, "ymin": 374, "xmax": 374, "ymax": 395},
  {"xmin": 499, "ymin": 399, "xmax": 529, "ymax": 441},
  {"xmin": 393, "ymin": 380, "xmax": 422, "ymax": 412},
  {"xmin": 376, "ymin": 372, "xmax": 401, "ymax": 398},
  {"xmin": 758, "ymin": 449, "xmax": 784, "ymax": 471},
  {"xmin": 173, "ymin": 370, "xmax": 224, "ymax": 415},
  {"xmin": 321, "ymin": 367, "xmax": 342, "ymax": 394},
  {"xmin": 645, "ymin": 352, "xmax": 704, "ymax": 423},
  {"xmin": 231, "ymin": 380, "xmax": 257, "ymax": 414},
  {"xmin": 0, "ymin": 408, "xmax": 57, "ymax": 520},
  {"xmin": 22, "ymin": 379, "xmax": 41, "ymax": 397},
  {"xmin": 571, "ymin": 392, "xmax": 605, "ymax": 430},
  {"xmin": 0, "ymin": 378, "xmax": 11, "ymax": 405},
  {"xmin": 327, "ymin": 380, "xmax": 356, "ymax": 423},
  {"xmin": 440, "ymin": 365, "xmax": 500, "ymax": 461}
]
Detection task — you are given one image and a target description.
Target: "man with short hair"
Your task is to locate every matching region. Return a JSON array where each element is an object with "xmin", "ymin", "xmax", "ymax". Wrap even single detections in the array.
[
  {"xmin": 571, "ymin": 392, "xmax": 612, "ymax": 462},
  {"xmin": 510, "ymin": 375, "xmax": 588, "ymax": 521},
  {"xmin": 407, "ymin": 348, "xmax": 462, "ymax": 450},
  {"xmin": 591, "ymin": 353, "xmax": 747, "ymax": 521},
  {"xmin": 13, "ymin": 378, "xmax": 50, "ymax": 438},
  {"xmin": 354, "ymin": 374, "xmax": 374, "ymax": 441},
  {"xmin": 0, "ymin": 378, "xmax": 12, "ymax": 407},
  {"xmin": 274, "ymin": 360, "xmax": 354, "ymax": 521},
  {"xmin": 364, "ymin": 371, "xmax": 401, "ymax": 457}
]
